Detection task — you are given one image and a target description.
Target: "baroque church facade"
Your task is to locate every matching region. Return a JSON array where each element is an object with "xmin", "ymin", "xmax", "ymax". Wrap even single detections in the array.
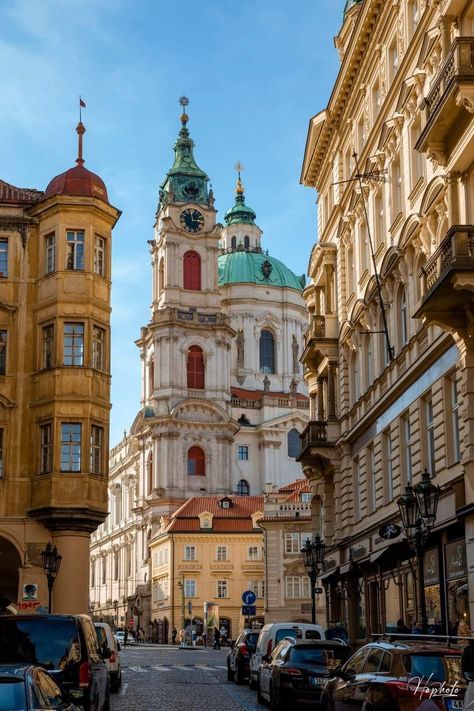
[{"xmin": 89, "ymin": 103, "xmax": 309, "ymax": 631}]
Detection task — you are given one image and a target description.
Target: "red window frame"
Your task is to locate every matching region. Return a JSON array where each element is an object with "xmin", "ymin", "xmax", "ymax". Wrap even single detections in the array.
[
  {"xmin": 187, "ymin": 346, "xmax": 205, "ymax": 389},
  {"xmin": 188, "ymin": 446, "xmax": 205, "ymax": 476},
  {"xmin": 183, "ymin": 250, "xmax": 201, "ymax": 291}
]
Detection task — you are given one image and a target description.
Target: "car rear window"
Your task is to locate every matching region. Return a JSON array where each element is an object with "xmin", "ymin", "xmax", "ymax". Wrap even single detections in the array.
[
  {"xmin": 403, "ymin": 654, "xmax": 463, "ymax": 684},
  {"xmin": 0, "ymin": 619, "xmax": 81, "ymax": 670},
  {"xmin": 291, "ymin": 646, "xmax": 351, "ymax": 667},
  {"xmin": 0, "ymin": 678, "xmax": 27, "ymax": 710},
  {"xmin": 275, "ymin": 628, "xmax": 321, "ymax": 643}
]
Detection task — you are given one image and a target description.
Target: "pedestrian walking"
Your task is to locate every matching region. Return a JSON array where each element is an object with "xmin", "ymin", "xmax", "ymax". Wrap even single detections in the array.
[
  {"xmin": 179, "ymin": 629, "xmax": 185, "ymax": 648},
  {"xmin": 124, "ymin": 629, "xmax": 128, "ymax": 648},
  {"xmin": 213, "ymin": 626, "xmax": 221, "ymax": 650},
  {"xmin": 396, "ymin": 618, "xmax": 411, "ymax": 634},
  {"xmin": 171, "ymin": 627, "xmax": 177, "ymax": 645}
]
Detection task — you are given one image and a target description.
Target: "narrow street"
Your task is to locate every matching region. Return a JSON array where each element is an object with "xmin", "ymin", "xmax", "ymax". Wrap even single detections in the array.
[{"xmin": 112, "ymin": 645, "xmax": 266, "ymax": 711}]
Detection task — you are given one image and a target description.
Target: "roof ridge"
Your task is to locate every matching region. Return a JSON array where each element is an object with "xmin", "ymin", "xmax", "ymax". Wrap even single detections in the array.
[{"xmin": 0, "ymin": 179, "xmax": 44, "ymax": 204}]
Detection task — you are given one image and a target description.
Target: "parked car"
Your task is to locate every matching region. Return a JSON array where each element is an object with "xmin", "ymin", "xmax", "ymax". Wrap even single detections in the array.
[
  {"xmin": 0, "ymin": 614, "xmax": 110, "ymax": 711},
  {"xmin": 249, "ymin": 622, "xmax": 326, "ymax": 689},
  {"xmin": 227, "ymin": 629, "xmax": 260, "ymax": 684},
  {"xmin": 0, "ymin": 663, "xmax": 81, "ymax": 711},
  {"xmin": 321, "ymin": 637, "xmax": 467, "ymax": 711},
  {"xmin": 94, "ymin": 623, "xmax": 122, "ymax": 693},
  {"xmin": 115, "ymin": 630, "xmax": 135, "ymax": 647},
  {"xmin": 257, "ymin": 638, "xmax": 351, "ymax": 709}
]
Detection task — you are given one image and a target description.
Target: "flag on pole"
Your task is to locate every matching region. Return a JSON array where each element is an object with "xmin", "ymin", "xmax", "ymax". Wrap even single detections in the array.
[{"xmin": 79, "ymin": 98, "xmax": 86, "ymax": 108}]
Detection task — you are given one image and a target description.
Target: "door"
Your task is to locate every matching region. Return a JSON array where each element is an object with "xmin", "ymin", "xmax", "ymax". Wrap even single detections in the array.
[{"xmin": 332, "ymin": 646, "xmax": 370, "ymax": 711}]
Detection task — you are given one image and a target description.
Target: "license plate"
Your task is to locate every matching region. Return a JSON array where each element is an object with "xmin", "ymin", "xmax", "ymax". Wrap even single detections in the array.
[
  {"xmin": 445, "ymin": 700, "xmax": 463, "ymax": 710},
  {"xmin": 310, "ymin": 677, "xmax": 324, "ymax": 687}
]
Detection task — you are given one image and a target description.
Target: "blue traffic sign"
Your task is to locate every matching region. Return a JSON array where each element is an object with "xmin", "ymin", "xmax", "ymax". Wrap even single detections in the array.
[
  {"xmin": 242, "ymin": 605, "xmax": 257, "ymax": 616},
  {"xmin": 242, "ymin": 590, "xmax": 257, "ymax": 605}
]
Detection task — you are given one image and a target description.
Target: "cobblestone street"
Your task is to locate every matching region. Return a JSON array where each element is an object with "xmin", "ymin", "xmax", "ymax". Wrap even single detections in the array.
[{"xmin": 111, "ymin": 645, "xmax": 266, "ymax": 711}]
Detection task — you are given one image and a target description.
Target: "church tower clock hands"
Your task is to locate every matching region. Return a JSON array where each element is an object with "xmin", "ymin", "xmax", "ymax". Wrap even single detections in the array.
[{"xmin": 137, "ymin": 98, "xmax": 237, "ymax": 513}]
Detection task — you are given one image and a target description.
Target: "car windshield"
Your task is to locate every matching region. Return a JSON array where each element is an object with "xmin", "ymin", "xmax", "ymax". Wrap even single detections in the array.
[
  {"xmin": 403, "ymin": 653, "xmax": 463, "ymax": 684},
  {"xmin": 0, "ymin": 678, "xmax": 27, "ymax": 711},
  {"xmin": 0, "ymin": 619, "xmax": 81, "ymax": 670},
  {"xmin": 291, "ymin": 646, "xmax": 351, "ymax": 667}
]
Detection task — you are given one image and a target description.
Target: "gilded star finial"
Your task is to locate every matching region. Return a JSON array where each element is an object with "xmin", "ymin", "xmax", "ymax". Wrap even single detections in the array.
[
  {"xmin": 179, "ymin": 96, "xmax": 189, "ymax": 124},
  {"xmin": 234, "ymin": 161, "xmax": 244, "ymax": 195}
]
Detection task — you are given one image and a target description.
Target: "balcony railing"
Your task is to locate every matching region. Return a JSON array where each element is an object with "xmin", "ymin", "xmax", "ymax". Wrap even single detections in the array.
[
  {"xmin": 300, "ymin": 420, "xmax": 328, "ymax": 450},
  {"xmin": 420, "ymin": 225, "xmax": 474, "ymax": 291},
  {"xmin": 425, "ymin": 37, "xmax": 474, "ymax": 120}
]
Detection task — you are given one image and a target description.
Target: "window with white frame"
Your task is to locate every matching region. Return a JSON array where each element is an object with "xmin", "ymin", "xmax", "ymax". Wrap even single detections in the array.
[
  {"xmin": 450, "ymin": 375, "xmax": 461, "ymax": 463},
  {"xmin": 248, "ymin": 546, "xmax": 259, "ymax": 561},
  {"xmin": 63, "ymin": 323, "xmax": 84, "ymax": 366},
  {"xmin": 425, "ymin": 395, "xmax": 435, "ymax": 474},
  {"xmin": 45, "ymin": 233, "xmax": 56, "ymax": 274},
  {"xmin": 384, "ymin": 429, "xmax": 394, "ymax": 502},
  {"xmin": 60, "ymin": 423, "xmax": 81, "ymax": 472},
  {"xmin": 300, "ymin": 492, "xmax": 311, "ymax": 503},
  {"xmin": 184, "ymin": 545, "xmax": 196, "ymax": 561},
  {"xmin": 216, "ymin": 546, "xmax": 227, "ymax": 561},
  {"xmin": 237, "ymin": 445, "xmax": 249, "ymax": 461},
  {"xmin": 92, "ymin": 326, "xmax": 105, "ymax": 370},
  {"xmin": 284, "ymin": 532, "xmax": 300, "ymax": 554},
  {"xmin": 184, "ymin": 579, "xmax": 196, "ymax": 598},
  {"xmin": 0, "ymin": 239, "xmax": 8, "ymax": 277},
  {"xmin": 285, "ymin": 576, "xmax": 310, "ymax": 598},
  {"xmin": 367, "ymin": 444, "xmax": 376, "ymax": 512},
  {"xmin": 248, "ymin": 580, "xmax": 265, "ymax": 599},
  {"xmin": 90, "ymin": 425, "xmax": 104, "ymax": 475},
  {"xmin": 401, "ymin": 412, "xmax": 413, "ymax": 484},
  {"xmin": 66, "ymin": 230, "xmax": 84, "ymax": 270},
  {"xmin": 217, "ymin": 580, "xmax": 228, "ymax": 598},
  {"xmin": 94, "ymin": 235, "xmax": 106, "ymax": 276}
]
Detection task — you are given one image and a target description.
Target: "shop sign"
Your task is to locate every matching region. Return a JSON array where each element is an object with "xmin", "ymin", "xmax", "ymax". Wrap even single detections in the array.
[
  {"xmin": 378, "ymin": 523, "xmax": 402, "ymax": 540},
  {"xmin": 445, "ymin": 540, "xmax": 467, "ymax": 580},
  {"xmin": 424, "ymin": 549, "xmax": 439, "ymax": 585}
]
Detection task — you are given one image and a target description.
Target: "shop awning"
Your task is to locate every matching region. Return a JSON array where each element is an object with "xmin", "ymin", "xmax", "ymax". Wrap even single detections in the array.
[
  {"xmin": 320, "ymin": 567, "xmax": 339, "ymax": 581},
  {"xmin": 370, "ymin": 548, "xmax": 389, "ymax": 564},
  {"xmin": 339, "ymin": 562, "xmax": 352, "ymax": 576}
]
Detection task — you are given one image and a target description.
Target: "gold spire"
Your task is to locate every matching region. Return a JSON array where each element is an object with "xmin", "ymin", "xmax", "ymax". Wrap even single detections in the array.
[
  {"xmin": 234, "ymin": 161, "xmax": 244, "ymax": 195},
  {"xmin": 179, "ymin": 95, "xmax": 189, "ymax": 125}
]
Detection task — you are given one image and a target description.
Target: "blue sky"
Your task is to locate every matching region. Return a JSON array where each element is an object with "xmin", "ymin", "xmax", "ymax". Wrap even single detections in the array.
[{"xmin": 0, "ymin": 0, "xmax": 343, "ymax": 445}]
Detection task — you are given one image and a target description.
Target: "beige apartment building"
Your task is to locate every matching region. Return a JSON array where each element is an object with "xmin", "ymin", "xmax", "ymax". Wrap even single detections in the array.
[
  {"xmin": 0, "ymin": 122, "xmax": 120, "ymax": 614},
  {"xmin": 299, "ymin": 0, "xmax": 474, "ymax": 641},
  {"xmin": 149, "ymin": 495, "xmax": 264, "ymax": 640},
  {"xmin": 258, "ymin": 479, "xmax": 322, "ymax": 623}
]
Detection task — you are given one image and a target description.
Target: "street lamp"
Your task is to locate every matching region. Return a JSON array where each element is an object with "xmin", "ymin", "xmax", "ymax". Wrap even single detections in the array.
[
  {"xmin": 397, "ymin": 469, "xmax": 440, "ymax": 634},
  {"xmin": 301, "ymin": 534, "xmax": 326, "ymax": 625},
  {"xmin": 41, "ymin": 542, "xmax": 62, "ymax": 614}
]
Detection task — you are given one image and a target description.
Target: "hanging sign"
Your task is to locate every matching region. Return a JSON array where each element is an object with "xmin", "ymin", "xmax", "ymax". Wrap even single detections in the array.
[
  {"xmin": 378, "ymin": 523, "xmax": 401, "ymax": 540},
  {"xmin": 445, "ymin": 540, "xmax": 467, "ymax": 580}
]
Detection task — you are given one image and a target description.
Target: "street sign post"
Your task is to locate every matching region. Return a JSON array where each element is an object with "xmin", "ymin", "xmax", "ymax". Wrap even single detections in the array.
[
  {"xmin": 242, "ymin": 590, "xmax": 256, "ymax": 606},
  {"xmin": 242, "ymin": 605, "xmax": 256, "ymax": 616}
]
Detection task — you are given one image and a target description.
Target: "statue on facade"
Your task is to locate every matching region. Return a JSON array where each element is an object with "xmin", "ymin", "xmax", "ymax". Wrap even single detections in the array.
[
  {"xmin": 263, "ymin": 375, "xmax": 270, "ymax": 392},
  {"xmin": 289, "ymin": 378, "xmax": 298, "ymax": 395},
  {"xmin": 236, "ymin": 330, "xmax": 245, "ymax": 366},
  {"xmin": 292, "ymin": 334, "xmax": 299, "ymax": 373}
]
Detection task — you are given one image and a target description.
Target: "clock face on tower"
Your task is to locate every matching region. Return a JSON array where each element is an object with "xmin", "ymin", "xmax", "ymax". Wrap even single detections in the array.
[{"xmin": 180, "ymin": 208, "xmax": 204, "ymax": 233}]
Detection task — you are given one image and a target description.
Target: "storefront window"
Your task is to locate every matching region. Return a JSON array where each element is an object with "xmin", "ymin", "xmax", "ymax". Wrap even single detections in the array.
[
  {"xmin": 356, "ymin": 577, "xmax": 366, "ymax": 639},
  {"xmin": 384, "ymin": 577, "xmax": 400, "ymax": 632},
  {"xmin": 445, "ymin": 540, "xmax": 470, "ymax": 635},
  {"xmin": 424, "ymin": 548, "xmax": 442, "ymax": 633}
]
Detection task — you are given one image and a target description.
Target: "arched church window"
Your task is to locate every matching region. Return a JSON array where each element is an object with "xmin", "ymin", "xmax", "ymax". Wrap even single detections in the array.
[
  {"xmin": 183, "ymin": 250, "xmax": 201, "ymax": 291},
  {"xmin": 187, "ymin": 346, "xmax": 205, "ymax": 389},
  {"xmin": 259, "ymin": 330, "xmax": 275, "ymax": 373},
  {"xmin": 188, "ymin": 446, "xmax": 205, "ymax": 476},
  {"xmin": 237, "ymin": 479, "xmax": 250, "ymax": 495},
  {"xmin": 287, "ymin": 428, "xmax": 300, "ymax": 458},
  {"xmin": 231, "ymin": 236, "xmax": 237, "ymax": 250},
  {"xmin": 244, "ymin": 235, "xmax": 250, "ymax": 249},
  {"xmin": 147, "ymin": 452, "xmax": 153, "ymax": 495},
  {"xmin": 158, "ymin": 257, "xmax": 164, "ymax": 294}
]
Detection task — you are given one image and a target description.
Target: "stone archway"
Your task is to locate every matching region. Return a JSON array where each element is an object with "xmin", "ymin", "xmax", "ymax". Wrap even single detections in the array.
[{"xmin": 0, "ymin": 536, "xmax": 22, "ymax": 611}]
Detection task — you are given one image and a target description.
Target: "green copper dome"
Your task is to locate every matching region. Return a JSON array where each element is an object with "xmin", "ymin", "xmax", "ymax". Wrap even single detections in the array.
[
  {"xmin": 158, "ymin": 99, "xmax": 209, "ymax": 210},
  {"xmin": 218, "ymin": 249, "xmax": 305, "ymax": 290},
  {"xmin": 343, "ymin": 0, "xmax": 364, "ymax": 16},
  {"xmin": 224, "ymin": 175, "xmax": 256, "ymax": 226}
]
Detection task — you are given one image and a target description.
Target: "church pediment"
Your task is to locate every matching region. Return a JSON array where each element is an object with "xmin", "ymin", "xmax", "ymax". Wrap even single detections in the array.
[{"xmin": 172, "ymin": 399, "xmax": 231, "ymax": 424}]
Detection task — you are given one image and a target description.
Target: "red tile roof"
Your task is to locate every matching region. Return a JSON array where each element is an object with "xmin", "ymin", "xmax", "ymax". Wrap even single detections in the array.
[
  {"xmin": 166, "ymin": 495, "xmax": 264, "ymax": 534},
  {"xmin": 231, "ymin": 387, "xmax": 308, "ymax": 401},
  {"xmin": 0, "ymin": 180, "xmax": 43, "ymax": 205}
]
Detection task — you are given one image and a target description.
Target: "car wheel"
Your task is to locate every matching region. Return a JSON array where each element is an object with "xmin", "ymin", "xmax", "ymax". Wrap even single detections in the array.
[
  {"xmin": 249, "ymin": 675, "xmax": 257, "ymax": 690},
  {"xmin": 111, "ymin": 670, "xmax": 122, "ymax": 693},
  {"xmin": 269, "ymin": 684, "xmax": 283, "ymax": 711},
  {"xmin": 227, "ymin": 661, "xmax": 234, "ymax": 681},
  {"xmin": 234, "ymin": 665, "xmax": 245, "ymax": 685}
]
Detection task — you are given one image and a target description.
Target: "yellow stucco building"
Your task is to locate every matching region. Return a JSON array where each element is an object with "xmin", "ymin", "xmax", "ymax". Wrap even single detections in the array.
[
  {"xmin": 0, "ymin": 121, "xmax": 120, "ymax": 614},
  {"xmin": 149, "ymin": 495, "xmax": 264, "ymax": 640}
]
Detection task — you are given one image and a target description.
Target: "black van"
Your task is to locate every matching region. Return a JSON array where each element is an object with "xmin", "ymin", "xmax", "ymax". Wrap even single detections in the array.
[{"xmin": 0, "ymin": 614, "xmax": 110, "ymax": 711}]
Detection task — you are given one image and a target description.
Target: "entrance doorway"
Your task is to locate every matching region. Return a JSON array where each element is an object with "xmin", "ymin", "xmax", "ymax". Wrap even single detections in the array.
[{"xmin": 0, "ymin": 536, "xmax": 22, "ymax": 612}]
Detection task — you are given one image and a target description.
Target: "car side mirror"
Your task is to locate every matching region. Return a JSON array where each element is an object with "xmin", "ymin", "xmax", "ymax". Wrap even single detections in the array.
[
  {"xmin": 101, "ymin": 647, "xmax": 112, "ymax": 660},
  {"xmin": 464, "ymin": 671, "xmax": 474, "ymax": 682}
]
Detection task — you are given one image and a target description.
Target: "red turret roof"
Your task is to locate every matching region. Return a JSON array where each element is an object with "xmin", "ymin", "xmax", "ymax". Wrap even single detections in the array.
[{"xmin": 44, "ymin": 164, "xmax": 109, "ymax": 203}]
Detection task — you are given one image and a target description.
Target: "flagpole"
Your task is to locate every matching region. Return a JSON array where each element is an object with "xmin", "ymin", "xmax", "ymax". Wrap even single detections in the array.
[{"xmin": 79, "ymin": 96, "xmax": 82, "ymax": 123}]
